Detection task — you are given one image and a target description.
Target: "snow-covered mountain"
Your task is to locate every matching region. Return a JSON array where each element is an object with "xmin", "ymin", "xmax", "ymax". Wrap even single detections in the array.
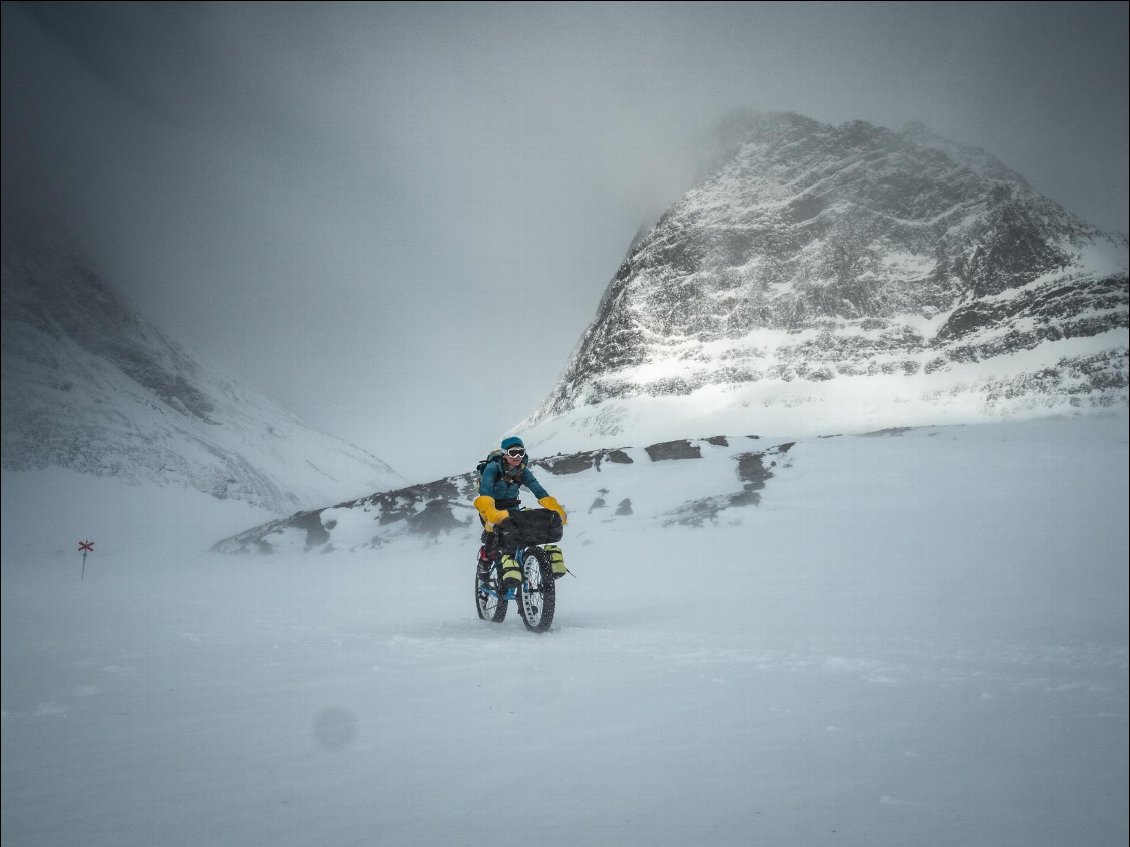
[
  {"xmin": 1, "ymin": 226, "xmax": 403, "ymax": 513},
  {"xmin": 519, "ymin": 112, "xmax": 1128, "ymax": 454}
]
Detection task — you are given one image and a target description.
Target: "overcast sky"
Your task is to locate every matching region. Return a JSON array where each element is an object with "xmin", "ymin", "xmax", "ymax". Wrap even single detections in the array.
[{"xmin": 3, "ymin": 1, "xmax": 1127, "ymax": 480}]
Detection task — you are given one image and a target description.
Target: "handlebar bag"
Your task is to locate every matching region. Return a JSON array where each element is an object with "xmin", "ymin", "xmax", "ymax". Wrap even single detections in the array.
[{"xmin": 497, "ymin": 508, "xmax": 563, "ymax": 547}]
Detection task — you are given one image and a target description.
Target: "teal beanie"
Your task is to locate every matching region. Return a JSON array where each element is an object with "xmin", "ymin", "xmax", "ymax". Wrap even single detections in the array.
[{"xmin": 501, "ymin": 436, "xmax": 524, "ymax": 450}]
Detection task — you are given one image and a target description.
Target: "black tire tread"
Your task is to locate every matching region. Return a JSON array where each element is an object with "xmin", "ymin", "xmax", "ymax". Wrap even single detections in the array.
[{"xmin": 518, "ymin": 548, "xmax": 556, "ymax": 633}]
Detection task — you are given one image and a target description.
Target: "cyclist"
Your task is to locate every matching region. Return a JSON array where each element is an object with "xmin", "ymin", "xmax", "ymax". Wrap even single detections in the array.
[{"xmin": 473, "ymin": 436, "xmax": 568, "ymax": 588}]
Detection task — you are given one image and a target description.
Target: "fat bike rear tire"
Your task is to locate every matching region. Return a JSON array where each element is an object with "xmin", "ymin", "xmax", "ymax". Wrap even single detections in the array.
[
  {"xmin": 475, "ymin": 561, "xmax": 507, "ymax": 623},
  {"xmin": 518, "ymin": 547, "xmax": 555, "ymax": 633}
]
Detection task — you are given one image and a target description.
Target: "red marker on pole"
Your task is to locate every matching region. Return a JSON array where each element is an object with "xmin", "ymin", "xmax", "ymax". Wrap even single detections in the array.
[{"xmin": 78, "ymin": 540, "xmax": 94, "ymax": 580}]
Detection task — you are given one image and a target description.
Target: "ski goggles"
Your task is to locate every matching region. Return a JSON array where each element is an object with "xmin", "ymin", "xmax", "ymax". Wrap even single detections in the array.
[{"xmin": 504, "ymin": 447, "xmax": 526, "ymax": 458}]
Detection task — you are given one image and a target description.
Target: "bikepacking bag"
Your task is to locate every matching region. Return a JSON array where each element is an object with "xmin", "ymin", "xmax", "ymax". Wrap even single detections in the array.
[
  {"xmin": 498, "ymin": 508, "xmax": 563, "ymax": 547},
  {"xmin": 543, "ymin": 544, "xmax": 566, "ymax": 576}
]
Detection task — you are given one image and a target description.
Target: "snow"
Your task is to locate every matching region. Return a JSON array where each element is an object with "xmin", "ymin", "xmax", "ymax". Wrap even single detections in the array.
[
  {"xmin": 3, "ymin": 414, "xmax": 1128, "ymax": 846},
  {"xmin": 878, "ymin": 250, "xmax": 936, "ymax": 275}
]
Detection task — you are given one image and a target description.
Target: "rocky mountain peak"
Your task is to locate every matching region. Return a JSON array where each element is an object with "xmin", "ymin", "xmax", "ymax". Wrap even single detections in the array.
[{"xmin": 520, "ymin": 112, "xmax": 1127, "ymax": 452}]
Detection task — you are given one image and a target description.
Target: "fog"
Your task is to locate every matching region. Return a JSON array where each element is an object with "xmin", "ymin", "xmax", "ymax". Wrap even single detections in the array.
[{"xmin": 2, "ymin": 1, "xmax": 1126, "ymax": 479}]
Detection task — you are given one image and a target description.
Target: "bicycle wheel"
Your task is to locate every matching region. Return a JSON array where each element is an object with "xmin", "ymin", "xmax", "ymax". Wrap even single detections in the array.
[
  {"xmin": 518, "ymin": 547, "xmax": 555, "ymax": 632},
  {"xmin": 475, "ymin": 559, "xmax": 507, "ymax": 623}
]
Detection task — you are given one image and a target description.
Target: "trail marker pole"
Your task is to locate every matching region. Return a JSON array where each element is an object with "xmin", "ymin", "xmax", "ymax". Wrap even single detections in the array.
[{"xmin": 78, "ymin": 540, "xmax": 94, "ymax": 580}]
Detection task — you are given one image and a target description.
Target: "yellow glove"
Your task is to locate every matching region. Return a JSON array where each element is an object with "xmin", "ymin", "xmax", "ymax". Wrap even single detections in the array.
[
  {"xmin": 473, "ymin": 495, "xmax": 510, "ymax": 527},
  {"xmin": 538, "ymin": 495, "xmax": 568, "ymax": 526}
]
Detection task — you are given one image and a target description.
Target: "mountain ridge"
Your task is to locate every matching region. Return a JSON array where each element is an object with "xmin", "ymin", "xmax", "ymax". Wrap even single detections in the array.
[
  {"xmin": 210, "ymin": 432, "xmax": 802, "ymax": 554},
  {"xmin": 1, "ymin": 224, "xmax": 404, "ymax": 513}
]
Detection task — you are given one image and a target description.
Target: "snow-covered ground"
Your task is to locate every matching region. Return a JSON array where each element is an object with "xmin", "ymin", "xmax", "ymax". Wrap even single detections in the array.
[{"xmin": 3, "ymin": 414, "xmax": 1127, "ymax": 846}]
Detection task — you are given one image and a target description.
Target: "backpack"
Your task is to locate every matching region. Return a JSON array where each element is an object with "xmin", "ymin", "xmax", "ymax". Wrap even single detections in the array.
[{"xmin": 475, "ymin": 450, "xmax": 504, "ymax": 484}]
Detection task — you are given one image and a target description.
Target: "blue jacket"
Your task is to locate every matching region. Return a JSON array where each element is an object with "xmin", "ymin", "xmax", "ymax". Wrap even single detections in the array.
[{"xmin": 479, "ymin": 458, "xmax": 549, "ymax": 506}]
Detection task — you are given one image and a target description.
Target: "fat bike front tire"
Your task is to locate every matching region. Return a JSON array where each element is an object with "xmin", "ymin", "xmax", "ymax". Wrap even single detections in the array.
[
  {"xmin": 475, "ymin": 562, "xmax": 507, "ymax": 623},
  {"xmin": 518, "ymin": 547, "xmax": 555, "ymax": 633}
]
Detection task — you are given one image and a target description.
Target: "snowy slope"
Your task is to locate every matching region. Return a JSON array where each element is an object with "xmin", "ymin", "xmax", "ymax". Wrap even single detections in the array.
[
  {"xmin": 521, "ymin": 112, "xmax": 1129, "ymax": 454},
  {"xmin": 2, "ymin": 414, "xmax": 1126, "ymax": 847},
  {"xmin": 211, "ymin": 433, "xmax": 800, "ymax": 554},
  {"xmin": 2, "ymin": 226, "xmax": 403, "ymax": 513}
]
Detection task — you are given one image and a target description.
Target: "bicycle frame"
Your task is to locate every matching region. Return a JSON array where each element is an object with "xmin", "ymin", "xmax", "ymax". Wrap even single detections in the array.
[{"xmin": 479, "ymin": 545, "xmax": 540, "ymax": 601}]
